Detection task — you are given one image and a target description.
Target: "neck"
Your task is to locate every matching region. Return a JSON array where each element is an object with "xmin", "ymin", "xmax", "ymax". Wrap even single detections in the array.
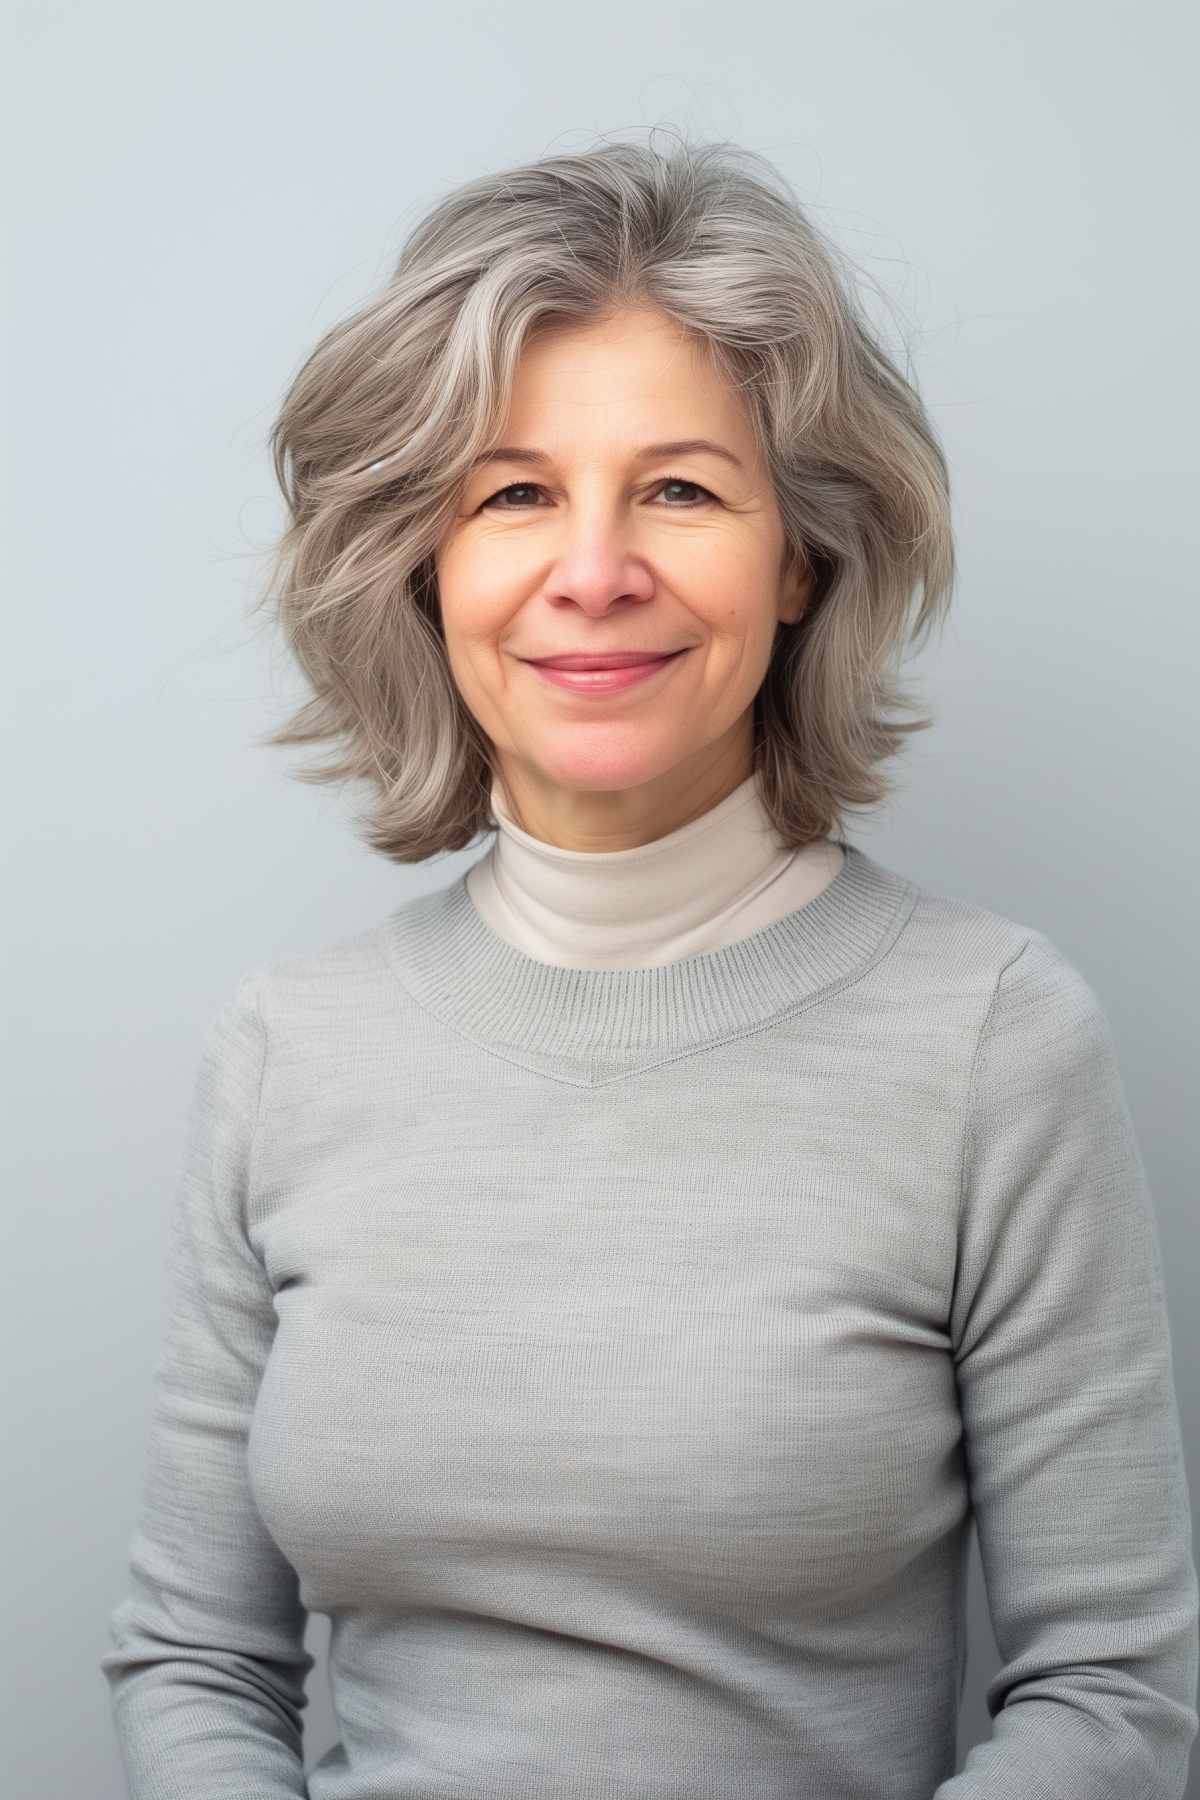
[{"xmin": 493, "ymin": 740, "xmax": 754, "ymax": 854}]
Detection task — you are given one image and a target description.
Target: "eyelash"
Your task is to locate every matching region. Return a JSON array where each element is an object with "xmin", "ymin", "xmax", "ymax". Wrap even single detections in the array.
[{"xmin": 478, "ymin": 476, "xmax": 717, "ymax": 513}]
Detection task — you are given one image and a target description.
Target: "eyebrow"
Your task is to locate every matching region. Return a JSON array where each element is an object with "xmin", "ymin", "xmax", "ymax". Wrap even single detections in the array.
[{"xmin": 469, "ymin": 438, "xmax": 745, "ymax": 473}]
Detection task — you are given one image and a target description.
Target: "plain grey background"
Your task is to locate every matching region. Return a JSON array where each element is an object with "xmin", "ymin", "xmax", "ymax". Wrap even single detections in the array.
[{"xmin": 6, "ymin": 2, "xmax": 1197, "ymax": 1794}]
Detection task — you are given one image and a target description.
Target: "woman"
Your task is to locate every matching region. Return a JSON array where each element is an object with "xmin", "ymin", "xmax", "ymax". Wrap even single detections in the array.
[{"xmin": 100, "ymin": 133, "xmax": 1198, "ymax": 1798}]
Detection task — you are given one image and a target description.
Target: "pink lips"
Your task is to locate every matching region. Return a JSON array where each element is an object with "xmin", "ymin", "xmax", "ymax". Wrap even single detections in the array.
[{"xmin": 525, "ymin": 652, "xmax": 685, "ymax": 693}]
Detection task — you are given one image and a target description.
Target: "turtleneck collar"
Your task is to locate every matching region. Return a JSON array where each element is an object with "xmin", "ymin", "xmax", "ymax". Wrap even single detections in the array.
[{"xmin": 463, "ymin": 768, "xmax": 846, "ymax": 971}]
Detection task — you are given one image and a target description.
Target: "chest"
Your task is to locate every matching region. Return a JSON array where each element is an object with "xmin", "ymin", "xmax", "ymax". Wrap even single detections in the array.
[{"xmin": 246, "ymin": 1024, "xmax": 967, "ymax": 1612}]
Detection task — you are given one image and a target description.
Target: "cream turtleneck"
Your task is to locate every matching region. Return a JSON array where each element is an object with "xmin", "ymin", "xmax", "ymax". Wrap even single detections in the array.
[{"xmin": 464, "ymin": 768, "xmax": 845, "ymax": 971}]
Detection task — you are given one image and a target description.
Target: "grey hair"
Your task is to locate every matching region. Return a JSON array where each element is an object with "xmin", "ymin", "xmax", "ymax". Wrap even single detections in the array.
[{"xmin": 251, "ymin": 127, "xmax": 956, "ymax": 861}]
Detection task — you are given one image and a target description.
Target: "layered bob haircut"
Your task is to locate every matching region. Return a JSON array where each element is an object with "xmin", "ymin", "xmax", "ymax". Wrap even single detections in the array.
[{"xmin": 254, "ymin": 129, "xmax": 956, "ymax": 862}]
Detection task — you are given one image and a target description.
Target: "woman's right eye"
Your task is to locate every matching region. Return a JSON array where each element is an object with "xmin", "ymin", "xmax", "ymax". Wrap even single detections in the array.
[{"xmin": 480, "ymin": 483, "xmax": 543, "ymax": 510}]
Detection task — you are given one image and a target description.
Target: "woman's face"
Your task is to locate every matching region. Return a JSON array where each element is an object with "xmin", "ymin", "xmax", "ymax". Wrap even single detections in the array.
[{"xmin": 433, "ymin": 304, "xmax": 813, "ymax": 849}]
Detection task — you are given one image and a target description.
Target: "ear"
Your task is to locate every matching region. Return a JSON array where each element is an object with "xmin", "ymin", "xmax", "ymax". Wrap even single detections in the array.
[{"xmin": 778, "ymin": 544, "xmax": 817, "ymax": 627}]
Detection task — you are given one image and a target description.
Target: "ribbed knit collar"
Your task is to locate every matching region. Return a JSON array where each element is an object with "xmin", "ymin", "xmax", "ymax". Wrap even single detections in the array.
[{"xmin": 382, "ymin": 840, "xmax": 918, "ymax": 1086}]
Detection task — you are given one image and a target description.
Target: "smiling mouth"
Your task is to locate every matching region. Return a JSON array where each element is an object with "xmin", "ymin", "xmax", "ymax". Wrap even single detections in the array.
[
  {"xmin": 524, "ymin": 650, "xmax": 687, "ymax": 693},
  {"xmin": 524, "ymin": 651, "xmax": 687, "ymax": 669}
]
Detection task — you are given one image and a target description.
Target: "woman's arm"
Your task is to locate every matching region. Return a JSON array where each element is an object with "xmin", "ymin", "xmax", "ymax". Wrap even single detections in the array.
[
  {"xmin": 101, "ymin": 972, "xmax": 312, "ymax": 1799},
  {"xmin": 935, "ymin": 933, "xmax": 1198, "ymax": 1798}
]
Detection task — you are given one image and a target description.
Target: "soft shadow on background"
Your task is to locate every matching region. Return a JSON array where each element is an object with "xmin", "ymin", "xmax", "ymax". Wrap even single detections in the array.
[{"xmin": 5, "ymin": 1, "xmax": 1197, "ymax": 1791}]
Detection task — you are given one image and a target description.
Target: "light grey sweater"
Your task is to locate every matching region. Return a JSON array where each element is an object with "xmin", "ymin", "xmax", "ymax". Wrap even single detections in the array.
[{"xmin": 101, "ymin": 840, "xmax": 1199, "ymax": 1798}]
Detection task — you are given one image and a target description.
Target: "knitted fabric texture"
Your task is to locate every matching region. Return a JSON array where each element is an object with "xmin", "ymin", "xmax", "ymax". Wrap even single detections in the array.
[{"xmin": 101, "ymin": 843, "xmax": 1199, "ymax": 1798}]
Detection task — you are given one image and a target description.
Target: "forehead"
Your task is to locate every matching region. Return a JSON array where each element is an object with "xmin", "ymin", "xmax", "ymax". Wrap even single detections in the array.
[{"xmin": 483, "ymin": 310, "xmax": 755, "ymax": 466}]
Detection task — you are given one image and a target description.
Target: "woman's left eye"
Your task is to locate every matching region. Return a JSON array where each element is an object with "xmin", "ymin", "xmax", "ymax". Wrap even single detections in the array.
[
  {"xmin": 480, "ymin": 477, "xmax": 716, "ymax": 511},
  {"xmin": 655, "ymin": 478, "xmax": 715, "ymax": 506}
]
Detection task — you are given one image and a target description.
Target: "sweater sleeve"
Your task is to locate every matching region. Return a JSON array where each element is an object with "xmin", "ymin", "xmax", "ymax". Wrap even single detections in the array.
[
  {"xmin": 933, "ymin": 932, "xmax": 1199, "ymax": 1799},
  {"xmin": 100, "ymin": 972, "xmax": 313, "ymax": 1798}
]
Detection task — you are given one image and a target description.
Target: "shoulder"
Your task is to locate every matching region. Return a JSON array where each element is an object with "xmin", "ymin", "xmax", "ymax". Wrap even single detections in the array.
[
  {"xmin": 896, "ymin": 862, "xmax": 1109, "ymax": 1030},
  {"xmin": 868, "ymin": 861, "xmax": 1124, "ymax": 1111},
  {"xmin": 895, "ymin": 879, "xmax": 1124, "ymax": 1126},
  {"xmin": 208, "ymin": 888, "xmax": 448, "ymax": 1062}
]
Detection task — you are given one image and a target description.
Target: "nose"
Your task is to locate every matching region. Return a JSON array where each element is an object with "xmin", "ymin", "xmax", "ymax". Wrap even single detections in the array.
[{"xmin": 543, "ymin": 499, "xmax": 656, "ymax": 615}]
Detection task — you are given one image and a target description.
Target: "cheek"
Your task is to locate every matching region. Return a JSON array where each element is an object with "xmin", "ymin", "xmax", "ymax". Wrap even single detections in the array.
[
  {"xmin": 436, "ymin": 551, "xmax": 515, "ymax": 650},
  {"xmin": 687, "ymin": 552, "xmax": 781, "ymax": 637}
]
